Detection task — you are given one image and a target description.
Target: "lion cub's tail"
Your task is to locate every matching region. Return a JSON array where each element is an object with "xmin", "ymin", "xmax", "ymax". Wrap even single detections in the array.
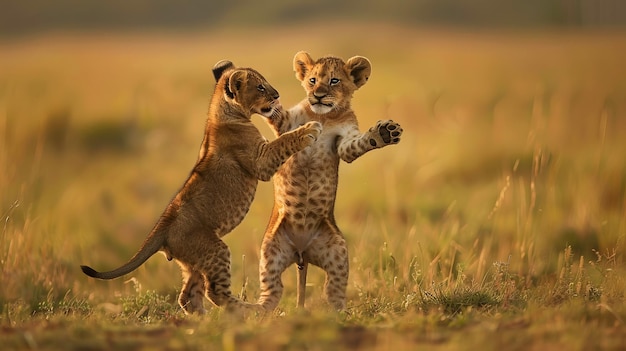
[{"xmin": 80, "ymin": 222, "xmax": 168, "ymax": 280}]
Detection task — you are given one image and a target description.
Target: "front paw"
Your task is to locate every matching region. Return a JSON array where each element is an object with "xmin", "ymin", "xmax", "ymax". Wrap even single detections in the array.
[
  {"xmin": 300, "ymin": 121, "xmax": 322, "ymax": 144},
  {"xmin": 369, "ymin": 120, "xmax": 402, "ymax": 147}
]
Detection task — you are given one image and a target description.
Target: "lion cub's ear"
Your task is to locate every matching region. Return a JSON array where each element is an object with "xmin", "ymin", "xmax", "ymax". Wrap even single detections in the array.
[
  {"xmin": 293, "ymin": 51, "xmax": 315, "ymax": 82},
  {"xmin": 345, "ymin": 56, "xmax": 372, "ymax": 89},
  {"xmin": 226, "ymin": 70, "xmax": 247, "ymax": 99},
  {"xmin": 213, "ymin": 60, "xmax": 235, "ymax": 81}
]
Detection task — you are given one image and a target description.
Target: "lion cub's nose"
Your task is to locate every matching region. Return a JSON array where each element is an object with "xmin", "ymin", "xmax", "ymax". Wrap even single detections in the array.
[{"xmin": 313, "ymin": 90, "xmax": 327, "ymax": 99}]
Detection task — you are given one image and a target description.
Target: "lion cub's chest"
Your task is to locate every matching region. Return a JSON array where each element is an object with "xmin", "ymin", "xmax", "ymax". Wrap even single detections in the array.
[
  {"xmin": 291, "ymin": 127, "xmax": 338, "ymax": 171},
  {"xmin": 274, "ymin": 123, "xmax": 341, "ymax": 233}
]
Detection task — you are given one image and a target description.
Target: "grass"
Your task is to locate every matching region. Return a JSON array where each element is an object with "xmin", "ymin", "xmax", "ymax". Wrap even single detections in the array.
[{"xmin": 1, "ymin": 23, "xmax": 626, "ymax": 349}]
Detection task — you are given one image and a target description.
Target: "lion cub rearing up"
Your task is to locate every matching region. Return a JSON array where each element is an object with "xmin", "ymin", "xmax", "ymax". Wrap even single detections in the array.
[
  {"xmin": 257, "ymin": 52, "xmax": 403, "ymax": 311},
  {"xmin": 81, "ymin": 60, "xmax": 322, "ymax": 315}
]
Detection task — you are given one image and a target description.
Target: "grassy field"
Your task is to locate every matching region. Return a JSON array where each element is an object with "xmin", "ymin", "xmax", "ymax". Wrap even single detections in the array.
[{"xmin": 1, "ymin": 23, "xmax": 626, "ymax": 350}]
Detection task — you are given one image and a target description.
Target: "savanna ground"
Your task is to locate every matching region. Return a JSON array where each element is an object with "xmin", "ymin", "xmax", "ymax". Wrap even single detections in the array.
[{"xmin": 1, "ymin": 24, "xmax": 626, "ymax": 350}]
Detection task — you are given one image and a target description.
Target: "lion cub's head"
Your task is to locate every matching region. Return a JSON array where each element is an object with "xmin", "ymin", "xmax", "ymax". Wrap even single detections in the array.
[
  {"xmin": 293, "ymin": 51, "xmax": 371, "ymax": 115},
  {"xmin": 212, "ymin": 60, "xmax": 281, "ymax": 118}
]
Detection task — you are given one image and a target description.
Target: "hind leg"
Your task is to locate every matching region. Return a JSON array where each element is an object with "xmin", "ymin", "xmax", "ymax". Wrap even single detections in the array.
[
  {"xmin": 177, "ymin": 263, "xmax": 206, "ymax": 315},
  {"xmin": 307, "ymin": 227, "xmax": 349, "ymax": 311},
  {"xmin": 257, "ymin": 231, "xmax": 294, "ymax": 311},
  {"xmin": 199, "ymin": 239, "xmax": 250, "ymax": 312}
]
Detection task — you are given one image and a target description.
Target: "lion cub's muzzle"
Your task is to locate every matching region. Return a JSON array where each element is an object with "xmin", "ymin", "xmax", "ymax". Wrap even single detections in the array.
[
  {"xmin": 259, "ymin": 98, "xmax": 282, "ymax": 117},
  {"xmin": 311, "ymin": 97, "xmax": 333, "ymax": 107},
  {"xmin": 308, "ymin": 94, "xmax": 334, "ymax": 114},
  {"xmin": 310, "ymin": 88, "xmax": 333, "ymax": 108}
]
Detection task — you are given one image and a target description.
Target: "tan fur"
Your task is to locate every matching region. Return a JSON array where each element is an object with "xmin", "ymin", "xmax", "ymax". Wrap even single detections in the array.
[
  {"xmin": 257, "ymin": 52, "xmax": 403, "ymax": 311},
  {"xmin": 81, "ymin": 60, "xmax": 322, "ymax": 315}
]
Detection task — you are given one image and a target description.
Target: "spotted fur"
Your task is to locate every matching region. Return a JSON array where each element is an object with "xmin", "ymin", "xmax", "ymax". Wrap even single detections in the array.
[
  {"xmin": 257, "ymin": 52, "xmax": 403, "ymax": 311},
  {"xmin": 81, "ymin": 60, "xmax": 322, "ymax": 315}
]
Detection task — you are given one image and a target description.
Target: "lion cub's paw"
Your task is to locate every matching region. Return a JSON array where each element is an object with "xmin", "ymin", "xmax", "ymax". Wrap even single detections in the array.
[
  {"xmin": 369, "ymin": 120, "xmax": 403, "ymax": 147},
  {"xmin": 299, "ymin": 121, "xmax": 323, "ymax": 145}
]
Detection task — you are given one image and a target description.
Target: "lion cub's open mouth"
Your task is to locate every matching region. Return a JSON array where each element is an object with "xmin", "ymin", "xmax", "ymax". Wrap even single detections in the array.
[{"xmin": 259, "ymin": 100, "xmax": 282, "ymax": 117}]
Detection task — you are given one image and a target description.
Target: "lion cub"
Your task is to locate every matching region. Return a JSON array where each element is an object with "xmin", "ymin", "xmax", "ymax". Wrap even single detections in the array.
[
  {"xmin": 81, "ymin": 60, "xmax": 322, "ymax": 314},
  {"xmin": 257, "ymin": 52, "xmax": 402, "ymax": 311}
]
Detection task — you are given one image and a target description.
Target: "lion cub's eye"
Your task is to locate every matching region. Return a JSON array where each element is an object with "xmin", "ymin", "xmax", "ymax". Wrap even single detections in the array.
[
  {"xmin": 257, "ymin": 85, "xmax": 266, "ymax": 92},
  {"xmin": 309, "ymin": 77, "xmax": 316, "ymax": 85},
  {"xmin": 330, "ymin": 78, "xmax": 340, "ymax": 85}
]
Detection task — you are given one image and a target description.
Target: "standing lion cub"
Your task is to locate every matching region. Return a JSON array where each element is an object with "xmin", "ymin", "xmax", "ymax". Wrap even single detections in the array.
[
  {"xmin": 257, "ymin": 52, "xmax": 402, "ymax": 311},
  {"xmin": 81, "ymin": 60, "xmax": 322, "ymax": 314}
]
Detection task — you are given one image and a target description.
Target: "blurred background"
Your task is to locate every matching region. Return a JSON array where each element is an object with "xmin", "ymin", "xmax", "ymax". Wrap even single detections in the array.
[
  {"xmin": 1, "ymin": 1, "xmax": 625, "ymax": 310},
  {"xmin": 2, "ymin": 0, "xmax": 626, "ymax": 36}
]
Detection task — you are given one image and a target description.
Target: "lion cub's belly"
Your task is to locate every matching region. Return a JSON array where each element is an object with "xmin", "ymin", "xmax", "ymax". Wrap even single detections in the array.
[
  {"xmin": 214, "ymin": 178, "xmax": 258, "ymax": 236},
  {"xmin": 274, "ymin": 133, "xmax": 339, "ymax": 242}
]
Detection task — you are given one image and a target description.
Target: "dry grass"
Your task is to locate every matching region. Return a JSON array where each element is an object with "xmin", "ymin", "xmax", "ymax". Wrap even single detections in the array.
[{"xmin": 1, "ymin": 24, "xmax": 626, "ymax": 350}]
